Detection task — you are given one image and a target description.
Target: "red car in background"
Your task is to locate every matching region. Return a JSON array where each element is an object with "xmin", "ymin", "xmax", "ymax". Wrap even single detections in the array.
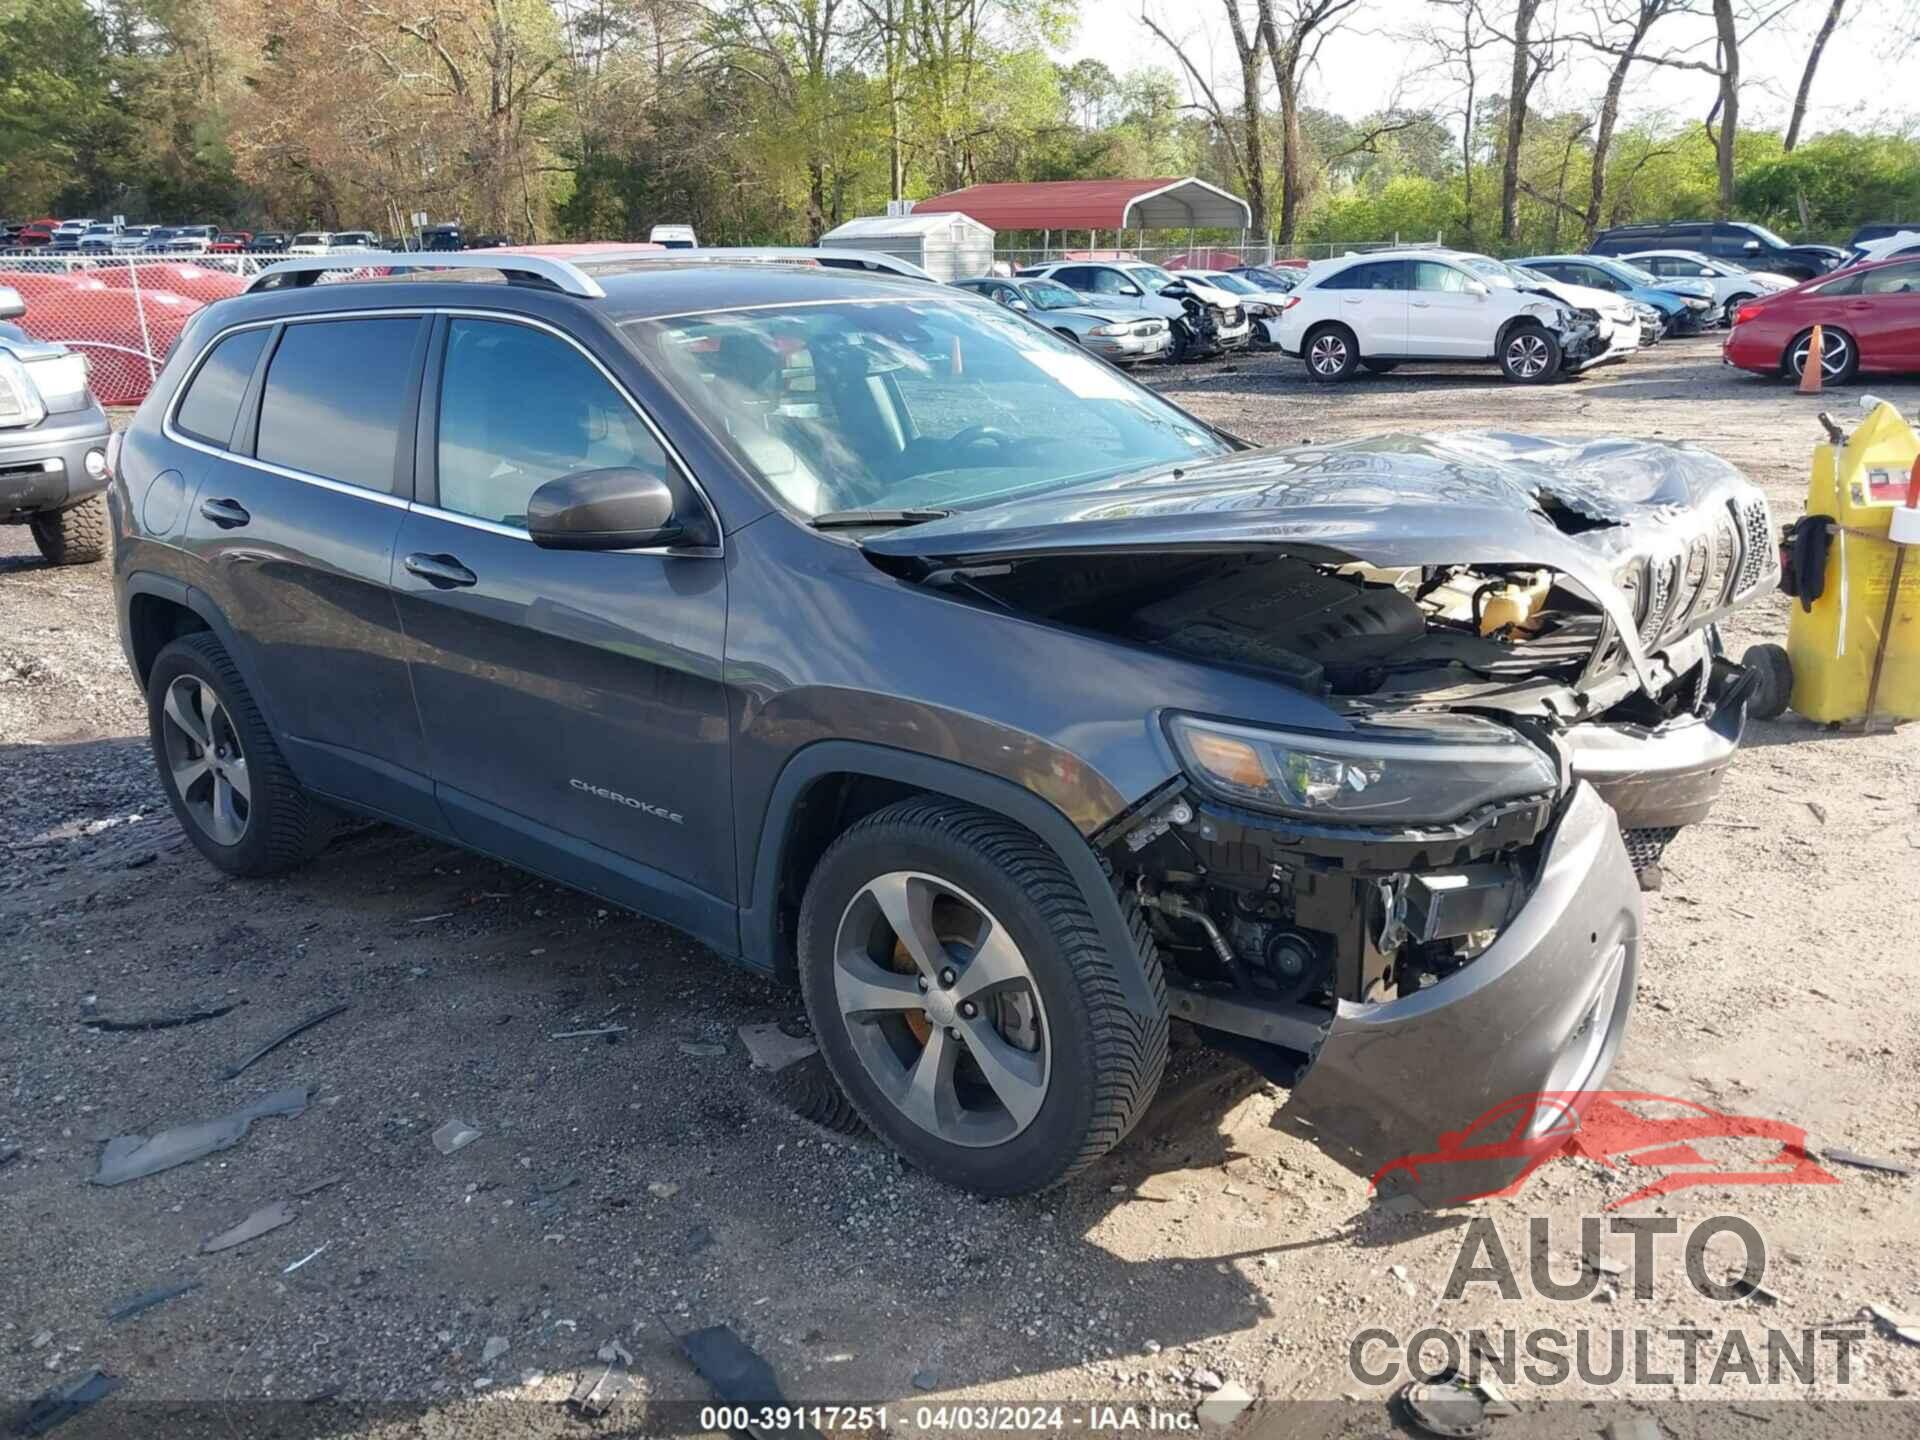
[
  {"xmin": 0, "ymin": 269, "xmax": 207, "ymax": 404},
  {"xmin": 1724, "ymin": 255, "xmax": 1920, "ymax": 384}
]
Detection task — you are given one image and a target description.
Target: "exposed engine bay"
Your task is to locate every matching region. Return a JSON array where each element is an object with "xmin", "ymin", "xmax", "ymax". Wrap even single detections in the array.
[{"xmin": 953, "ymin": 547, "xmax": 1743, "ymax": 1053}]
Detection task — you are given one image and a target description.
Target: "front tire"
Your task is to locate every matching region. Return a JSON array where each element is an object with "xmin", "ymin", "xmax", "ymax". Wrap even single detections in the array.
[
  {"xmin": 1303, "ymin": 325, "xmax": 1359, "ymax": 381},
  {"xmin": 797, "ymin": 798, "xmax": 1167, "ymax": 1196},
  {"xmin": 28, "ymin": 494, "xmax": 108, "ymax": 566},
  {"xmin": 147, "ymin": 633, "xmax": 333, "ymax": 877},
  {"xmin": 1501, "ymin": 323, "xmax": 1562, "ymax": 383}
]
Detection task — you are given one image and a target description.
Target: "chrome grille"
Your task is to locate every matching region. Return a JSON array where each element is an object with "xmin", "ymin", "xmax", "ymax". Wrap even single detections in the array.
[
  {"xmin": 1639, "ymin": 555, "xmax": 1678, "ymax": 646},
  {"xmin": 1735, "ymin": 496, "xmax": 1772, "ymax": 595}
]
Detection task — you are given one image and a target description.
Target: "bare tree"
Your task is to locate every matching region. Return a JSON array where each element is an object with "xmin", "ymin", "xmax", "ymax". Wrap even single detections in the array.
[
  {"xmin": 1571, "ymin": 0, "xmax": 1680, "ymax": 241},
  {"xmin": 1783, "ymin": 0, "xmax": 1844, "ymax": 150},
  {"xmin": 1424, "ymin": 0, "xmax": 1502, "ymax": 246},
  {"xmin": 1255, "ymin": 0, "xmax": 1361, "ymax": 245},
  {"xmin": 1498, "ymin": 0, "xmax": 1553, "ymax": 244},
  {"xmin": 1141, "ymin": 3, "xmax": 1270, "ymax": 235}
]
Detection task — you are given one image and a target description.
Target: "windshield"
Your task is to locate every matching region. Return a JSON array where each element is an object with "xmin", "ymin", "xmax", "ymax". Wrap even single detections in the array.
[
  {"xmin": 1199, "ymin": 272, "xmax": 1258, "ymax": 295},
  {"xmin": 1748, "ymin": 223, "xmax": 1791, "ymax": 249},
  {"xmin": 1124, "ymin": 263, "xmax": 1178, "ymax": 291},
  {"xmin": 1238, "ymin": 267, "xmax": 1299, "ymax": 290},
  {"xmin": 1022, "ymin": 280, "xmax": 1084, "ymax": 310},
  {"xmin": 1608, "ymin": 259, "xmax": 1658, "ymax": 285},
  {"xmin": 1459, "ymin": 256, "xmax": 1518, "ymax": 287},
  {"xmin": 294, "ymin": 233, "xmax": 325, "ymax": 245},
  {"xmin": 625, "ymin": 299, "xmax": 1229, "ymax": 520}
]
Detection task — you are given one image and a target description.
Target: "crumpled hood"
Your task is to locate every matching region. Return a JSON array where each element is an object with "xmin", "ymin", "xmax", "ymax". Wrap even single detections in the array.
[{"xmin": 863, "ymin": 432, "xmax": 1775, "ymax": 692}]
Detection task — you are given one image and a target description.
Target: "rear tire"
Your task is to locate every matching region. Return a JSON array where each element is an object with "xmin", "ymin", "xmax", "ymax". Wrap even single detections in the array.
[
  {"xmin": 1787, "ymin": 327, "xmax": 1858, "ymax": 385},
  {"xmin": 1500, "ymin": 323, "xmax": 1562, "ymax": 383},
  {"xmin": 797, "ymin": 798, "xmax": 1167, "ymax": 1196},
  {"xmin": 28, "ymin": 494, "xmax": 107, "ymax": 566},
  {"xmin": 1303, "ymin": 325, "xmax": 1359, "ymax": 381},
  {"xmin": 147, "ymin": 633, "xmax": 334, "ymax": 878}
]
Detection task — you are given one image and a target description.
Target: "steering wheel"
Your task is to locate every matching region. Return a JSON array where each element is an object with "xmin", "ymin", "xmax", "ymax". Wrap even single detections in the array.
[{"xmin": 950, "ymin": 424, "xmax": 1018, "ymax": 450}]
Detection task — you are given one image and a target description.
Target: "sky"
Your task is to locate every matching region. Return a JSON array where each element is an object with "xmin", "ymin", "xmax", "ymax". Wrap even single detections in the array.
[{"xmin": 1067, "ymin": 0, "xmax": 1912, "ymax": 139}]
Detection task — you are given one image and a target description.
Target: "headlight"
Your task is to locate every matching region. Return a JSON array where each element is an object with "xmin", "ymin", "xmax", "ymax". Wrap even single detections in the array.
[
  {"xmin": 1683, "ymin": 296, "xmax": 1711, "ymax": 310},
  {"xmin": 0, "ymin": 350, "xmax": 48, "ymax": 429},
  {"xmin": 1088, "ymin": 323, "xmax": 1131, "ymax": 337},
  {"xmin": 1166, "ymin": 712, "xmax": 1559, "ymax": 825}
]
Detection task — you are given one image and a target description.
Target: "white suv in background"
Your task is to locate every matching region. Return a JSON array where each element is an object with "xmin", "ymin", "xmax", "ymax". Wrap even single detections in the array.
[
  {"xmin": 1273, "ymin": 249, "xmax": 1612, "ymax": 383},
  {"xmin": 1623, "ymin": 250, "xmax": 1794, "ymax": 313}
]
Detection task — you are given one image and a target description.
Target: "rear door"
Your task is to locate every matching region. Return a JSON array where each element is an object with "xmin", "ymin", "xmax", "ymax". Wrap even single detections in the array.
[
  {"xmin": 391, "ymin": 314, "xmax": 734, "ymax": 943},
  {"xmin": 1320, "ymin": 260, "xmax": 1409, "ymax": 355},
  {"xmin": 1407, "ymin": 259, "xmax": 1488, "ymax": 356},
  {"xmin": 174, "ymin": 312, "xmax": 441, "ymax": 829}
]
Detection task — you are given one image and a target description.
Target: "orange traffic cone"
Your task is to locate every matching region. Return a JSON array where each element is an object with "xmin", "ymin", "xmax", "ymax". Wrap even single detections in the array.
[{"xmin": 1798, "ymin": 324, "xmax": 1824, "ymax": 394}]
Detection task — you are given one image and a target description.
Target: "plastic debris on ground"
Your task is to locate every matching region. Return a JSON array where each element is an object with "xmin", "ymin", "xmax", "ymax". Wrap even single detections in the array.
[
  {"xmin": 432, "ymin": 1120, "xmax": 481, "ymax": 1156},
  {"xmin": 91, "ymin": 1087, "xmax": 309, "ymax": 1186},
  {"xmin": 105, "ymin": 1279, "xmax": 200, "ymax": 1324},
  {"xmin": 566, "ymin": 1361, "xmax": 629, "ymax": 1417},
  {"xmin": 222, "ymin": 1002, "xmax": 350, "ymax": 1080},
  {"xmin": 200, "ymin": 1199, "xmax": 297, "ymax": 1254},
  {"xmin": 80, "ymin": 999, "xmax": 239, "ymax": 1032},
  {"xmin": 1393, "ymin": 1371, "xmax": 1489, "ymax": 1438},
  {"xmin": 1195, "ymin": 1380, "xmax": 1254, "ymax": 1429},
  {"xmin": 14, "ymin": 1369, "xmax": 119, "ymax": 1436},
  {"xmin": 737, "ymin": 1022, "xmax": 818, "ymax": 1073},
  {"xmin": 1864, "ymin": 1302, "xmax": 1920, "ymax": 1345},
  {"xmin": 680, "ymin": 1324, "xmax": 823, "ymax": 1440},
  {"xmin": 1824, "ymin": 1148, "xmax": 1915, "ymax": 1176}
]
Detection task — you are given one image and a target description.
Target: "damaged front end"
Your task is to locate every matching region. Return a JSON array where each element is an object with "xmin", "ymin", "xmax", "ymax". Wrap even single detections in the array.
[{"xmin": 863, "ymin": 430, "xmax": 1779, "ymax": 1196}]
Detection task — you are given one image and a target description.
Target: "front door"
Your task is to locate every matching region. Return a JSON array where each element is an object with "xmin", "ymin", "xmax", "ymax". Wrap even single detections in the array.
[
  {"xmin": 391, "ymin": 315, "xmax": 734, "ymax": 946},
  {"xmin": 1407, "ymin": 259, "xmax": 1489, "ymax": 357},
  {"xmin": 177, "ymin": 313, "xmax": 441, "ymax": 829}
]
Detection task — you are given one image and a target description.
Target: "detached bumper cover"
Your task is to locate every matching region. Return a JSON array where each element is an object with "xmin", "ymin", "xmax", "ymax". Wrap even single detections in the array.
[
  {"xmin": 1564, "ymin": 685, "xmax": 1748, "ymax": 830},
  {"xmin": 1283, "ymin": 782, "xmax": 1641, "ymax": 1200}
]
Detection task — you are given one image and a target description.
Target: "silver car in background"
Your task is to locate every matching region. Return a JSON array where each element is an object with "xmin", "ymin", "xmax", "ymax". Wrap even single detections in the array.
[{"xmin": 950, "ymin": 275, "xmax": 1172, "ymax": 364}]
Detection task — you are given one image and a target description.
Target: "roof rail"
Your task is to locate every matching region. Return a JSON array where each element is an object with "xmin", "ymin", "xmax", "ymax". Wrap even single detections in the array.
[{"xmin": 246, "ymin": 251, "xmax": 605, "ymax": 299}]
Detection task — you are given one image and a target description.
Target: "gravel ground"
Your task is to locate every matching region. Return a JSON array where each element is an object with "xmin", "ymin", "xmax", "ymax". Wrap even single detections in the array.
[{"xmin": 3, "ymin": 336, "xmax": 1918, "ymax": 1438}]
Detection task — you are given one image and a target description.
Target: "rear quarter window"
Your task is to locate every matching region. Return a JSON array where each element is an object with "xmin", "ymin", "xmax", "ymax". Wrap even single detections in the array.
[
  {"xmin": 174, "ymin": 328, "xmax": 270, "ymax": 448},
  {"xmin": 255, "ymin": 317, "xmax": 423, "ymax": 493}
]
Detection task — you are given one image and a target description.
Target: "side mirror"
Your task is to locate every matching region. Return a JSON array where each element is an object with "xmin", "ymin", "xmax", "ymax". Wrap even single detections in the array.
[
  {"xmin": 1465, "ymin": 280, "xmax": 1489, "ymax": 297},
  {"xmin": 1699, "ymin": 268, "xmax": 1715, "ymax": 277},
  {"xmin": 1743, "ymin": 239, "xmax": 1761, "ymax": 253},
  {"xmin": 0, "ymin": 286, "xmax": 23, "ymax": 321},
  {"xmin": 1119, "ymin": 283, "xmax": 1142, "ymax": 296},
  {"xmin": 1008, "ymin": 298, "xmax": 1029, "ymax": 312},
  {"xmin": 1158, "ymin": 283, "xmax": 1184, "ymax": 297},
  {"xmin": 527, "ymin": 466, "xmax": 691, "ymax": 551}
]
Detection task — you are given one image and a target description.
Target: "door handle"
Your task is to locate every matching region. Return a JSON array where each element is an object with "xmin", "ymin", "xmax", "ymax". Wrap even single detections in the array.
[
  {"xmin": 1341, "ymin": 297, "xmax": 1362, "ymax": 304},
  {"xmin": 404, "ymin": 552, "xmax": 478, "ymax": 589},
  {"xmin": 198, "ymin": 497, "xmax": 250, "ymax": 528},
  {"xmin": 1410, "ymin": 300, "xmax": 1431, "ymax": 308}
]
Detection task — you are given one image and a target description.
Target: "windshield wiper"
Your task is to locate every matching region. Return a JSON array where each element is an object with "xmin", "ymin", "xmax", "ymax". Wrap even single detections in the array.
[{"xmin": 809, "ymin": 508, "xmax": 952, "ymax": 530}]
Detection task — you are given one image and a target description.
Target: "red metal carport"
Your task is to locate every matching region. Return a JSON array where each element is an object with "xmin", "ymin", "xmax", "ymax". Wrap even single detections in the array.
[{"xmin": 911, "ymin": 178, "xmax": 1252, "ymax": 252}]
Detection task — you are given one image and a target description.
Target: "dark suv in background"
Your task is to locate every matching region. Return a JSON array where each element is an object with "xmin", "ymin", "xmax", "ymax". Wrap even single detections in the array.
[
  {"xmin": 1591, "ymin": 221, "xmax": 1844, "ymax": 280},
  {"xmin": 109, "ymin": 251, "xmax": 1777, "ymax": 1200}
]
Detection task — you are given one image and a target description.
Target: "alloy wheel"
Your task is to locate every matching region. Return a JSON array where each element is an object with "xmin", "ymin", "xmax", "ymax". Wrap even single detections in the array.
[
  {"xmin": 831, "ymin": 871, "xmax": 1050, "ymax": 1148},
  {"xmin": 1506, "ymin": 333, "xmax": 1552, "ymax": 378},
  {"xmin": 1791, "ymin": 332, "xmax": 1850, "ymax": 379},
  {"xmin": 1308, "ymin": 333, "xmax": 1349, "ymax": 375},
  {"xmin": 160, "ymin": 674, "xmax": 251, "ymax": 845}
]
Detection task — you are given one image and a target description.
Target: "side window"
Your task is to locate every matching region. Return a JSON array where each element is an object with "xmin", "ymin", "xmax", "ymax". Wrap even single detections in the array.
[
  {"xmin": 1089, "ymin": 268, "xmax": 1129, "ymax": 295},
  {"xmin": 1814, "ymin": 271, "xmax": 1864, "ymax": 297},
  {"xmin": 435, "ymin": 318, "xmax": 670, "ymax": 528},
  {"xmin": 1412, "ymin": 261, "xmax": 1472, "ymax": 293},
  {"xmin": 1572, "ymin": 266, "xmax": 1617, "ymax": 290},
  {"xmin": 1053, "ymin": 266, "xmax": 1095, "ymax": 291},
  {"xmin": 1322, "ymin": 261, "xmax": 1403, "ymax": 291},
  {"xmin": 255, "ymin": 318, "xmax": 423, "ymax": 492},
  {"xmin": 1709, "ymin": 224, "xmax": 1754, "ymax": 258},
  {"xmin": 174, "ymin": 328, "xmax": 270, "ymax": 448},
  {"xmin": 1862, "ymin": 263, "xmax": 1920, "ymax": 294}
]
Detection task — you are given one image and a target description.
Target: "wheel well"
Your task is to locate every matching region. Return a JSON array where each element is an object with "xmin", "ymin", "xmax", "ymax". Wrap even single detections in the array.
[
  {"xmin": 127, "ymin": 593, "xmax": 211, "ymax": 687},
  {"xmin": 1303, "ymin": 320, "xmax": 1356, "ymax": 346},
  {"xmin": 1495, "ymin": 315, "xmax": 1550, "ymax": 352},
  {"xmin": 770, "ymin": 772, "xmax": 921, "ymax": 976}
]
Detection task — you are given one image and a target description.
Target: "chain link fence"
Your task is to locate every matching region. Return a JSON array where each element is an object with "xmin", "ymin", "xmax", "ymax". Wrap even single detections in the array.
[{"xmin": 0, "ymin": 252, "xmax": 294, "ymax": 405}]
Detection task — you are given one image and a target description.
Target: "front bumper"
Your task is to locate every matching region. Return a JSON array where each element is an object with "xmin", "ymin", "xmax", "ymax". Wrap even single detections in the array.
[
  {"xmin": 1088, "ymin": 328, "xmax": 1173, "ymax": 364},
  {"xmin": 1284, "ymin": 782, "xmax": 1641, "ymax": 1202},
  {"xmin": 1564, "ymin": 678, "xmax": 1749, "ymax": 831},
  {"xmin": 0, "ymin": 402, "xmax": 112, "ymax": 522}
]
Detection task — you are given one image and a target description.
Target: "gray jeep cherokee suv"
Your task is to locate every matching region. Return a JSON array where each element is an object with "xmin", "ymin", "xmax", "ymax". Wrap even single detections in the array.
[{"xmin": 109, "ymin": 252, "xmax": 1775, "ymax": 1199}]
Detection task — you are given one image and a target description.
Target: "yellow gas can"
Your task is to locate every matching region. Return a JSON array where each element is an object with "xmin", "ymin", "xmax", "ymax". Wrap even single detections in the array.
[{"xmin": 1786, "ymin": 401, "xmax": 1920, "ymax": 723}]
